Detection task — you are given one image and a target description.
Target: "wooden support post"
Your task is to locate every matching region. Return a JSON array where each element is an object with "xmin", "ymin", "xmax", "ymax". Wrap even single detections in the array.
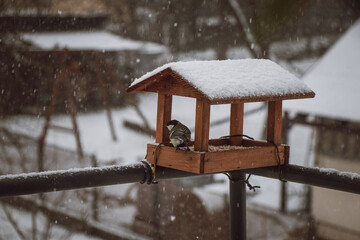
[
  {"xmin": 66, "ymin": 82, "xmax": 84, "ymax": 159},
  {"xmin": 38, "ymin": 52, "xmax": 67, "ymax": 171},
  {"xmin": 195, "ymin": 99, "xmax": 210, "ymax": 151},
  {"xmin": 94, "ymin": 52, "xmax": 118, "ymax": 141},
  {"xmin": 267, "ymin": 101, "xmax": 282, "ymax": 145},
  {"xmin": 156, "ymin": 93, "xmax": 172, "ymax": 143},
  {"xmin": 230, "ymin": 103, "xmax": 244, "ymax": 146}
]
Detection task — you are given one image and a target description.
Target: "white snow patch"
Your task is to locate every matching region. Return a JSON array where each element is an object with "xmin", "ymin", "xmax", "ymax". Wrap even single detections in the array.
[
  {"xmin": 0, "ymin": 164, "xmax": 138, "ymax": 181},
  {"xmin": 315, "ymin": 167, "xmax": 360, "ymax": 179},
  {"xmin": 284, "ymin": 19, "xmax": 360, "ymax": 122},
  {"xmin": 21, "ymin": 31, "xmax": 166, "ymax": 54}
]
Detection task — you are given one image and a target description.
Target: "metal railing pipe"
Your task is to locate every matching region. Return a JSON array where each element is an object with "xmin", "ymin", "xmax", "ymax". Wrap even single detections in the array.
[
  {"xmin": 244, "ymin": 164, "xmax": 360, "ymax": 194},
  {"xmin": 1, "ymin": 163, "xmax": 360, "ymax": 198},
  {"xmin": 0, "ymin": 162, "xmax": 197, "ymax": 198}
]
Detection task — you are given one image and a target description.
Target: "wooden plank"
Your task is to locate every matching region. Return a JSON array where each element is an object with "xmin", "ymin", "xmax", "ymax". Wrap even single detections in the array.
[
  {"xmin": 203, "ymin": 145, "xmax": 287, "ymax": 173},
  {"xmin": 156, "ymin": 93, "xmax": 172, "ymax": 143},
  {"xmin": 209, "ymin": 91, "xmax": 315, "ymax": 104},
  {"xmin": 267, "ymin": 100, "xmax": 282, "ymax": 145},
  {"xmin": 230, "ymin": 103, "xmax": 244, "ymax": 145},
  {"xmin": 142, "ymin": 75, "xmax": 209, "ymax": 101},
  {"xmin": 194, "ymin": 99, "xmax": 211, "ymax": 151},
  {"xmin": 127, "ymin": 69, "xmax": 212, "ymax": 102},
  {"xmin": 147, "ymin": 144, "xmax": 203, "ymax": 173},
  {"xmin": 146, "ymin": 142, "xmax": 289, "ymax": 174},
  {"xmin": 126, "ymin": 68, "xmax": 172, "ymax": 93}
]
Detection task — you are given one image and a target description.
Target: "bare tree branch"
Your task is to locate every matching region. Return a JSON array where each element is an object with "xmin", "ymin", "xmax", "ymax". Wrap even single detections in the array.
[
  {"xmin": 41, "ymin": 219, "xmax": 53, "ymax": 240},
  {"xmin": 129, "ymin": 97, "xmax": 151, "ymax": 130},
  {"xmin": 1, "ymin": 128, "xmax": 28, "ymax": 172},
  {"xmin": 1, "ymin": 204, "xmax": 27, "ymax": 240},
  {"xmin": 31, "ymin": 207, "xmax": 38, "ymax": 240},
  {"xmin": 227, "ymin": 0, "xmax": 263, "ymax": 58}
]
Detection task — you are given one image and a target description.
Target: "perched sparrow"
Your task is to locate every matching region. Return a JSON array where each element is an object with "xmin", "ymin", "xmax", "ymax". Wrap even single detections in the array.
[{"xmin": 166, "ymin": 120, "xmax": 191, "ymax": 150}]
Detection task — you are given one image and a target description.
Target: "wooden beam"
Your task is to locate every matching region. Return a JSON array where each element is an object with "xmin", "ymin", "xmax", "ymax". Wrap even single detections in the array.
[
  {"xmin": 203, "ymin": 145, "xmax": 287, "ymax": 173},
  {"xmin": 194, "ymin": 99, "xmax": 210, "ymax": 151},
  {"xmin": 156, "ymin": 93, "xmax": 172, "ymax": 143},
  {"xmin": 267, "ymin": 101, "xmax": 282, "ymax": 145},
  {"xmin": 147, "ymin": 144, "xmax": 203, "ymax": 173},
  {"xmin": 146, "ymin": 143, "xmax": 288, "ymax": 174},
  {"xmin": 230, "ymin": 103, "xmax": 244, "ymax": 145}
]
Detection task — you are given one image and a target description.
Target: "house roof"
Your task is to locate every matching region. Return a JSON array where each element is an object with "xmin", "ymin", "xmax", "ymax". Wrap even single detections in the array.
[
  {"xmin": 21, "ymin": 31, "xmax": 166, "ymax": 54},
  {"xmin": 127, "ymin": 59, "xmax": 315, "ymax": 104},
  {"xmin": 284, "ymin": 19, "xmax": 360, "ymax": 122}
]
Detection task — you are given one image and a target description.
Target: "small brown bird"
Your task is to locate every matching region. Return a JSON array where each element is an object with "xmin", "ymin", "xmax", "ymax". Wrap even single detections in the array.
[{"xmin": 165, "ymin": 120, "xmax": 191, "ymax": 150}]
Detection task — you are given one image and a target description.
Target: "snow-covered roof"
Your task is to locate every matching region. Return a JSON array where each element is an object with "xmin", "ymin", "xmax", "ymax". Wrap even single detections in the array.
[
  {"xmin": 127, "ymin": 59, "xmax": 314, "ymax": 104},
  {"xmin": 284, "ymin": 19, "xmax": 360, "ymax": 122},
  {"xmin": 21, "ymin": 31, "xmax": 166, "ymax": 54}
]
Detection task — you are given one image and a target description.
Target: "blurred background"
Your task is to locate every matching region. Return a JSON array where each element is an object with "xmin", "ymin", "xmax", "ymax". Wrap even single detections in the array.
[{"xmin": 0, "ymin": 0, "xmax": 359, "ymax": 239}]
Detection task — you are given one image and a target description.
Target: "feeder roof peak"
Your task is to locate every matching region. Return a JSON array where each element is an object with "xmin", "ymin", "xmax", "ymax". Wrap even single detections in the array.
[{"xmin": 127, "ymin": 59, "xmax": 314, "ymax": 104}]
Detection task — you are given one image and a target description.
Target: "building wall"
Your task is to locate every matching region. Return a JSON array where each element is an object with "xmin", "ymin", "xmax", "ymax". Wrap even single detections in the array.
[{"xmin": 312, "ymin": 154, "xmax": 360, "ymax": 240}]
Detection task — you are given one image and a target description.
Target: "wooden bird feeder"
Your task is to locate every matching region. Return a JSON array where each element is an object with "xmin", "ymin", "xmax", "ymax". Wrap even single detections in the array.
[{"xmin": 127, "ymin": 59, "xmax": 315, "ymax": 174}]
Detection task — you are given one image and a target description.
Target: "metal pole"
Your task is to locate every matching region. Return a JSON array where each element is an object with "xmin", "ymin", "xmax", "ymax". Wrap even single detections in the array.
[
  {"xmin": 280, "ymin": 112, "xmax": 290, "ymax": 213},
  {"xmin": 245, "ymin": 164, "xmax": 360, "ymax": 194},
  {"xmin": 228, "ymin": 172, "xmax": 246, "ymax": 240},
  {"xmin": 91, "ymin": 155, "xmax": 99, "ymax": 221},
  {"xmin": 0, "ymin": 162, "xmax": 198, "ymax": 198},
  {"xmin": 1, "ymin": 164, "xmax": 360, "ymax": 198},
  {"xmin": 280, "ymin": 181, "xmax": 287, "ymax": 213}
]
